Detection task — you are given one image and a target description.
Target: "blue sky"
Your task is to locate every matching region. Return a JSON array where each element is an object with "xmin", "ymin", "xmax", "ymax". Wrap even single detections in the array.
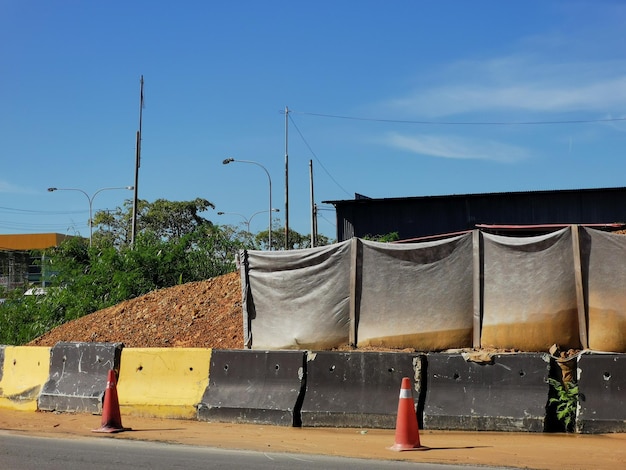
[{"xmin": 1, "ymin": 1, "xmax": 625, "ymax": 241}]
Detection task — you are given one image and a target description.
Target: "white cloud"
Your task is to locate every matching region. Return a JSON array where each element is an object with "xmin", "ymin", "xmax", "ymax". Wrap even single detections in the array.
[
  {"xmin": 0, "ymin": 180, "xmax": 26, "ymax": 193},
  {"xmin": 0, "ymin": 180, "xmax": 39, "ymax": 195},
  {"xmin": 386, "ymin": 56, "xmax": 626, "ymax": 118},
  {"xmin": 385, "ymin": 133, "xmax": 529, "ymax": 163}
]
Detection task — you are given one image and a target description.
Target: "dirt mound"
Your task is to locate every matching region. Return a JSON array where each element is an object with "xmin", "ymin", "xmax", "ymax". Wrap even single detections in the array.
[{"xmin": 28, "ymin": 271, "xmax": 244, "ymax": 349}]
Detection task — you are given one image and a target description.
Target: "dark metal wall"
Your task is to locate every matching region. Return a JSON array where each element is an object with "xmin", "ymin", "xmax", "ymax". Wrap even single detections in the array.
[{"xmin": 325, "ymin": 187, "xmax": 626, "ymax": 241}]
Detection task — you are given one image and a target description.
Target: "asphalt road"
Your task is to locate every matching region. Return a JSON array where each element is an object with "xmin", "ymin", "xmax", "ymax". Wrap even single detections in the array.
[
  {"xmin": 0, "ymin": 433, "xmax": 504, "ymax": 470},
  {"xmin": 2, "ymin": 410, "xmax": 624, "ymax": 469}
]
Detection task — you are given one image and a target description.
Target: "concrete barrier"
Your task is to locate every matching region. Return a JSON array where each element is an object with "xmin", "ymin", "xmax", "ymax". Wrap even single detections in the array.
[
  {"xmin": 300, "ymin": 351, "xmax": 422, "ymax": 428},
  {"xmin": 577, "ymin": 353, "xmax": 626, "ymax": 433},
  {"xmin": 197, "ymin": 350, "xmax": 305, "ymax": 426},
  {"xmin": 38, "ymin": 342, "xmax": 122, "ymax": 413},
  {"xmin": 0, "ymin": 346, "xmax": 51, "ymax": 411},
  {"xmin": 117, "ymin": 348, "xmax": 212, "ymax": 419},
  {"xmin": 424, "ymin": 353, "xmax": 550, "ymax": 432}
]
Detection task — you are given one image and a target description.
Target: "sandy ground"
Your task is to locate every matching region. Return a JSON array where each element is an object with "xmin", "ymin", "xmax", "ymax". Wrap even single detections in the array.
[{"xmin": 0, "ymin": 409, "xmax": 624, "ymax": 469}]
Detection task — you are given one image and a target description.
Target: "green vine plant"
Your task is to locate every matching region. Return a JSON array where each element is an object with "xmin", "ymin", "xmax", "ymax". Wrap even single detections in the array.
[{"xmin": 548, "ymin": 378, "xmax": 579, "ymax": 432}]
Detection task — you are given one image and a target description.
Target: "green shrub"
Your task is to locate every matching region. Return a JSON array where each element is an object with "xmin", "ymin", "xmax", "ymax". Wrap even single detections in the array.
[{"xmin": 548, "ymin": 378, "xmax": 579, "ymax": 432}]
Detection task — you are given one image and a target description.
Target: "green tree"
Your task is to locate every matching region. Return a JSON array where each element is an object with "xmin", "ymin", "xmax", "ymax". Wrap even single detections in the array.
[
  {"xmin": 219, "ymin": 223, "xmax": 263, "ymax": 250},
  {"xmin": 141, "ymin": 198, "xmax": 215, "ymax": 240},
  {"xmin": 256, "ymin": 227, "xmax": 333, "ymax": 250},
  {"xmin": 92, "ymin": 198, "xmax": 215, "ymax": 247},
  {"xmin": 362, "ymin": 232, "xmax": 400, "ymax": 242}
]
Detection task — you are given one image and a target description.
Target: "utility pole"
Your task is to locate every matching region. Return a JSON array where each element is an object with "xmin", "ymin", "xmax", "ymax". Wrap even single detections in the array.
[
  {"xmin": 284, "ymin": 106, "xmax": 289, "ymax": 250},
  {"xmin": 131, "ymin": 75, "xmax": 144, "ymax": 247},
  {"xmin": 309, "ymin": 159, "xmax": 315, "ymax": 247},
  {"xmin": 313, "ymin": 203, "xmax": 318, "ymax": 245}
]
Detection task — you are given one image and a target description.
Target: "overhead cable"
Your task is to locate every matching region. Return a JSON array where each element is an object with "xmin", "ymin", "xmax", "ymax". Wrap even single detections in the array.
[{"xmin": 293, "ymin": 111, "xmax": 626, "ymax": 126}]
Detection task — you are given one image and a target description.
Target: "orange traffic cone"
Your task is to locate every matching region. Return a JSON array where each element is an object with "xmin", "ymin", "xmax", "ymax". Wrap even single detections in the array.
[
  {"xmin": 93, "ymin": 369, "xmax": 130, "ymax": 433},
  {"xmin": 389, "ymin": 377, "xmax": 427, "ymax": 451}
]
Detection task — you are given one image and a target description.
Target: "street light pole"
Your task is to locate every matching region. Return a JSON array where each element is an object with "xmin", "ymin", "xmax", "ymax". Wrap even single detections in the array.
[
  {"xmin": 223, "ymin": 158, "xmax": 273, "ymax": 250},
  {"xmin": 48, "ymin": 186, "xmax": 134, "ymax": 247},
  {"xmin": 248, "ymin": 209, "xmax": 279, "ymax": 235},
  {"xmin": 218, "ymin": 209, "xmax": 279, "ymax": 235},
  {"xmin": 217, "ymin": 211, "xmax": 249, "ymax": 231}
]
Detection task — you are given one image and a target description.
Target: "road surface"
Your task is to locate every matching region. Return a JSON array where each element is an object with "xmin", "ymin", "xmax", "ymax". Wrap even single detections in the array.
[
  {"xmin": 0, "ymin": 433, "xmax": 506, "ymax": 470},
  {"xmin": 0, "ymin": 409, "xmax": 624, "ymax": 469}
]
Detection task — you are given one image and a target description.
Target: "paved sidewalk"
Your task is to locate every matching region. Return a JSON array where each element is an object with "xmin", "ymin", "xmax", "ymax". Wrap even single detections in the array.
[{"xmin": 1, "ymin": 409, "xmax": 624, "ymax": 469}]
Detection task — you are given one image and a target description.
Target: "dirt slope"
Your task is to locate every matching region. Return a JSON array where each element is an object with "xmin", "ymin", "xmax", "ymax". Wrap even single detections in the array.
[{"xmin": 28, "ymin": 271, "xmax": 244, "ymax": 349}]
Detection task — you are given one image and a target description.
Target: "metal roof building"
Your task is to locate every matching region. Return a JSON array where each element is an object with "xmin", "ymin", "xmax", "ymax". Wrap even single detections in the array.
[
  {"xmin": 324, "ymin": 187, "xmax": 626, "ymax": 242},
  {"xmin": 0, "ymin": 233, "xmax": 72, "ymax": 251}
]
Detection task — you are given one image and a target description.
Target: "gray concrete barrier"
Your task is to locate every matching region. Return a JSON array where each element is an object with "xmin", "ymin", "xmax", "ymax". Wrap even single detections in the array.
[
  {"xmin": 38, "ymin": 342, "xmax": 123, "ymax": 413},
  {"xmin": 424, "ymin": 353, "xmax": 550, "ymax": 432},
  {"xmin": 300, "ymin": 351, "xmax": 423, "ymax": 428},
  {"xmin": 197, "ymin": 350, "xmax": 306, "ymax": 426},
  {"xmin": 577, "ymin": 353, "xmax": 626, "ymax": 433}
]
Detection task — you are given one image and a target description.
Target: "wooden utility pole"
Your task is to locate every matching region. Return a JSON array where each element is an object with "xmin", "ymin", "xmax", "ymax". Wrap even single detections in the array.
[
  {"xmin": 284, "ymin": 106, "xmax": 289, "ymax": 250},
  {"xmin": 131, "ymin": 75, "xmax": 144, "ymax": 247},
  {"xmin": 309, "ymin": 159, "xmax": 316, "ymax": 247}
]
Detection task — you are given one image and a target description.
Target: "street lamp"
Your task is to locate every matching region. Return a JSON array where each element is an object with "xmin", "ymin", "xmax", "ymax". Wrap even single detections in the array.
[
  {"xmin": 223, "ymin": 157, "xmax": 274, "ymax": 250},
  {"xmin": 217, "ymin": 211, "xmax": 248, "ymax": 231},
  {"xmin": 47, "ymin": 186, "xmax": 134, "ymax": 246},
  {"xmin": 218, "ymin": 209, "xmax": 280, "ymax": 233}
]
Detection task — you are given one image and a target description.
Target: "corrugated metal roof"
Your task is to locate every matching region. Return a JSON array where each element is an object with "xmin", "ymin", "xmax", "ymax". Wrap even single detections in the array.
[
  {"xmin": 323, "ymin": 186, "xmax": 626, "ymax": 205},
  {"xmin": 325, "ymin": 186, "xmax": 626, "ymax": 242}
]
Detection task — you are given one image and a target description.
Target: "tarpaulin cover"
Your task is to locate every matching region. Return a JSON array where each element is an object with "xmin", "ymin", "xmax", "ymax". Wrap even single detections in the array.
[
  {"xmin": 357, "ymin": 235, "xmax": 474, "ymax": 350},
  {"xmin": 580, "ymin": 228, "xmax": 626, "ymax": 352},
  {"xmin": 242, "ymin": 241, "xmax": 352, "ymax": 350},
  {"xmin": 241, "ymin": 228, "xmax": 625, "ymax": 353},
  {"xmin": 481, "ymin": 228, "xmax": 581, "ymax": 351}
]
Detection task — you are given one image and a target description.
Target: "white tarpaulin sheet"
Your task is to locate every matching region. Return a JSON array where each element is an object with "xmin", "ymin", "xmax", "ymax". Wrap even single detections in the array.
[
  {"xmin": 241, "ymin": 241, "xmax": 352, "ymax": 350},
  {"xmin": 357, "ymin": 234, "xmax": 474, "ymax": 350},
  {"xmin": 241, "ymin": 228, "xmax": 625, "ymax": 353},
  {"xmin": 481, "ymin": 227, "xmax": 581, "ymax": 351},
  {"xmin": 581, "ymin": 228, "xmax": 626, "ymax": 352}
]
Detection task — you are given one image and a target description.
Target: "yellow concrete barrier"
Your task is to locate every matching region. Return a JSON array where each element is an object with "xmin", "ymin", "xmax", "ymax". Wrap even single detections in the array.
[
  {"xmin": 117, "ymin": 348, "xmax": 212, "ymax": 419},
  {"xmin": 0, "ymin": 346, "xmax": 51, "ymax": 411}
]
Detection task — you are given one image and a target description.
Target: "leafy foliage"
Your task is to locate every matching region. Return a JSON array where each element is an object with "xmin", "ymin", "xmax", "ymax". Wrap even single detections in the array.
[
  {"xmin": 362, "ymin": 232, "xmax": 400, "ymax": 243},
  {"xmin": 92, "ymin": 198, "xmax": 214, "ymax": 247},
  {"xmin": 548, "ymin": 378, "xmax": 579, "ymax": 432},
  {"xmin": 256, "ymin": 227, "xmax": 332, "ymax": 250}
]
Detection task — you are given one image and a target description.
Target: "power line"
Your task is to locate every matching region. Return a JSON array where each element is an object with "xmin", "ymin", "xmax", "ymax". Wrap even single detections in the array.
[
  {"xmin": 318, "ymin": 212, "xmax": 336, "ymax": 228},
  {"xmin": 293, "ymin": 111, "xmax": 626, "ymax": 126},
  {"xmin": 0, "ymin": 221, "xmax": 84, "ymax": 233},
  {"xmin": 0, "ymin": 206, "xmax": 85, "ymax": 215},
  {"xmin": 288, "ymin": 114, "xmax": 352, "ymax": 198}
]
